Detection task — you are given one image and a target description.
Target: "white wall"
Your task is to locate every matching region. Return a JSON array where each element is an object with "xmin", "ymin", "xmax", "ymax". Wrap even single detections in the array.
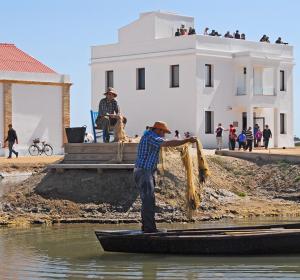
[
  {"xmin": 196, "ymin": 56, "xmax": 237, "ymax": 148},
  {"xmin": 11, "ymin": 84, "xmax": 63, "ymax": 155},
  {"xmin": 0, "ymin": 83, "xmax": 4, "ymax": 156},
  {"xmin": 92, "ymin": 54, "xmax": 197, "ymax": 138}
]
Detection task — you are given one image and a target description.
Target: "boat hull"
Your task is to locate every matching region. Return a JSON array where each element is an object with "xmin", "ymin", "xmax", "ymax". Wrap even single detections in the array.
[{"xmin": 95, "ymin": 223, "xmax": 300, "ymax": 255}]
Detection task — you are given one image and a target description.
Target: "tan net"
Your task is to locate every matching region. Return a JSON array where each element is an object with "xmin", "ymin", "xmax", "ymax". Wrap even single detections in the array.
[{"xmin": 159, "ymin": 140, "xmax": 210, "ymax": 218}]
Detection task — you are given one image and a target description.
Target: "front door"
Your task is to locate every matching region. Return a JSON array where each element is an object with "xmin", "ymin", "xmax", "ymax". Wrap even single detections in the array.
[{"xmin": 253, "ymin": 117, "xmax": 265, "ymax": 130}]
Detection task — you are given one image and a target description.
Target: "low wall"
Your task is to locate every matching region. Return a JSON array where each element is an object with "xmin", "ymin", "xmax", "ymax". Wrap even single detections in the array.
[{"xmin": 215, "ymin": 150, "xmax": 300, "ymax": 164}]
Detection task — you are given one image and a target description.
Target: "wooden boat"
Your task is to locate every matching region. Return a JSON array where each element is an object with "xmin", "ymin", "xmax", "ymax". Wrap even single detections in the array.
[{"xmin": 95, "ymin": 223, "xmax": 300, "ymax": 255}]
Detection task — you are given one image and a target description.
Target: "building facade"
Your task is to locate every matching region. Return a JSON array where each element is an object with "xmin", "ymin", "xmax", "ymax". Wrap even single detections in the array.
[
  {"xmin": 0, "ymin": 43, "xmax": 71, "ymax": 155},
  {"xmin": 91, "ymin": 11, "xmax": 294, "ymax": 148}
]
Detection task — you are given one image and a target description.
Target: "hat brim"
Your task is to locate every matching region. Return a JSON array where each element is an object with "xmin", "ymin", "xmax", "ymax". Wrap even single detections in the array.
[
  {"xmin": 149, "ymin": 126, "xmax": 171, "ymax": 134},
  {"xmin": 104, "ymin": 92, "xmax": 117, "ymax": 97}
]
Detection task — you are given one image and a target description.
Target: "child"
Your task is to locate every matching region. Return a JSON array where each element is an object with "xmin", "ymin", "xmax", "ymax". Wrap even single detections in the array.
[
  {"xmin": 237, "ymin": 130, "xmax": 247, "ymax": 150},
  {"xmin": 255, "ymin": 129, "xmax": 263, "ymax": 148}
]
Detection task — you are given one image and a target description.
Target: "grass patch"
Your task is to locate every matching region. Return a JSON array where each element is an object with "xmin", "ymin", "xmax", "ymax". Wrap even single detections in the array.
[
  {"xmin": 236, "ymin": 191, "xmax": 247, "ymax": 197},
  {"xmin": 295, "ymin": 176, "xmax": 300, "ymax": 183},
  {"xmin": 295, "ymin": 142, "xmax": 300, "ymax": 147},
  {"xmin": 277, "ymin": 160, "xmax": 290, "ymax": 169}
]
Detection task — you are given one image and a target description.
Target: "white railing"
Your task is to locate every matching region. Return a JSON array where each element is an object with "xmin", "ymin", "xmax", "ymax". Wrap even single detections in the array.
[{"xmin": 254, "ymin": 87, "xmax": 276, "ymax": 96}]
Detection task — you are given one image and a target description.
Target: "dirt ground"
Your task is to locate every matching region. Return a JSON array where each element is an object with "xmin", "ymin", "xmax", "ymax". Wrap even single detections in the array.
[
  {"xmin": 1, "ymin": 152, "xmax": 300, "ymax": 227},
  {"xmin": 0, "ymin": 156, "xmax": 63, "ymax": 173}
]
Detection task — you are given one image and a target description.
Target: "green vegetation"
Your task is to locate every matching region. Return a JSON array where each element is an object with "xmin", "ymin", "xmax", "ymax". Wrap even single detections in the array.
[
  {"xmin": 236, "ymin": 191, "xmax": 247, "ymax": 197},
  {"xmin": 295, "ymin": 176, "xmax": 300, "ymax": 183}
]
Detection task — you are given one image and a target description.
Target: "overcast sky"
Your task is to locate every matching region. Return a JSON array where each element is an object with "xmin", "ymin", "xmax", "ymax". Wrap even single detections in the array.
[{"xmin": 1, "ymin": 0, "xmax": 299, "ymax": 136}]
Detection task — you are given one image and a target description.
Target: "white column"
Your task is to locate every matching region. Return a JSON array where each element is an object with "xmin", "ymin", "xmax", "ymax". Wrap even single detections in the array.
[
  {"xmin": 247, "ymin": 106, "xmax": 254, "ymax": 129},
  {"xmin": 273, "ymin": 108, "xmax": 279, "ymax": 148},
  {"xmin": 246, "ymin": 62, "xmax": 253, "ymax": 97},
  {"xmin": 273, "ymin": 66, "xmax": 279, "ymax": 96}
]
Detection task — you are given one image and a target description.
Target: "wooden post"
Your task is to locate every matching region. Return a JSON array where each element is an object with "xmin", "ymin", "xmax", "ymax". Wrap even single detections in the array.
[
  {"xmin": 62, "ymin": 84, "xmax": 71, "ymax": 145},
  {"xmin": 3, "ymin": 83, "xmax": 12, "ymax": 144}
]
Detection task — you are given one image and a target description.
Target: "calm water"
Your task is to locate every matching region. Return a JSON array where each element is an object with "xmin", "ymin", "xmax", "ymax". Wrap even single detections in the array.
[{"xmin": 1, "ymin": 221, "xmax": 300, "ymax": 279}]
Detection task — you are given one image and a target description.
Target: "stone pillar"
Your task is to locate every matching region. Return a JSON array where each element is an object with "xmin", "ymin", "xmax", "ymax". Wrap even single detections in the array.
[
  {"xmin": 62, "ymin": 84, "xmax": 71, "ymax": 145},
  {"xmin": 3, "ymin": 83, "xmax": 12, "ymax": 144},
  {"xmin": 273, "ymin": 108, "xmax": 279, "ymax": 148}
]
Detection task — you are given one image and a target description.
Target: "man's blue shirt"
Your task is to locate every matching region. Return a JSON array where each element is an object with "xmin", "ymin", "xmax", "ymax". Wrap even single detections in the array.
[{"xmin": 135, "ymin": 130, "xmax": 164, "ymax": 170}]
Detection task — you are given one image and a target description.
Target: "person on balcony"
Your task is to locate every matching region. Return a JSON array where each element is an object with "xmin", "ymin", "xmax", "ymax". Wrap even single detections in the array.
[
  {"xmin": 241, "ymin": 33, "xmax": 246, "ymax": 40},
  {"xmin": 175, "ymin": 28, "xmax": 180, "ymax": 36},
  {"xmin": 188, "ymin": 27, "xmax": 196, "ymax": 35},
  {"xmin": 234, "ymin": 30, "xmax": 241, "ymax": 39},
  {"xmin": 203, "ymin": 27, "xmax": 209, "ymax": 35},
  {"xmin": 96, "ymin": 87, "xmax": 127, "ymax": 143},
  {"xmin": 224, "ymin": 31, "xmax": 233, "ymax": 38}
]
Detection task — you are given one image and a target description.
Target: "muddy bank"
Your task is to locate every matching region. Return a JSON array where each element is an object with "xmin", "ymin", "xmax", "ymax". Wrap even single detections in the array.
[{"xmin": 1, "ymin": 153, "xmax": 300, "ymax": 226}]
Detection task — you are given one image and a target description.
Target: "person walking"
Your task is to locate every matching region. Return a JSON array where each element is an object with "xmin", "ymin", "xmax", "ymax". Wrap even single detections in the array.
[
  {"xmin": 4, "ymin": 124, "xmax": 19, "ymax": 159},
  {"xmin": 215, "ymin": 123, "xmax": 225, "ymax": 150},
  {"xmin": 263, "ymin": 125, "xmax": 272, "ymax": 149},
  {"xmin": 253, "ymin": 124, "xmax": 259, "ymax": 147},
  {"xmin": 237, "ymin": 130, "xmax": 247, "ymax": 150},
  {"xmin": 229, "ymin": 128, "xmax": 237, "ymax": 150},
  {"xmin": 228, "ymin": 124, "xmax": 235, "ymax": 150},
  {"xmin": 255, "ymin": 128, "xmax": 263, "ymax": 148},
  {"xmin": 134, "ymin": 121, "xmax": 197, "ymax": 233},
  {"xmin": 245, "ymin": 127, "xmax": 254, "ymax": 152}
]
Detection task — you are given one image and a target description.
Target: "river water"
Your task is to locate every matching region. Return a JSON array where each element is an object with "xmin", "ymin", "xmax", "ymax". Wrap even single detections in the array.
[{"xmin": 1, "ymin": 221, "xmax": 300, "ymax": 279}]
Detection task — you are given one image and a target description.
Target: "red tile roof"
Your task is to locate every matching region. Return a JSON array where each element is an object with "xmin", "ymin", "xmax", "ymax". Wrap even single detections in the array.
[{"xmin": 0, "ymin": 43, "xmax": 56, "ymax": 73}]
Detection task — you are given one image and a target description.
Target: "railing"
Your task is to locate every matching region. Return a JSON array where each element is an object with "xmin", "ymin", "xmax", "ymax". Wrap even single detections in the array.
[
  {"xmin": 237, "ymin": 87, "xmax": 247, "ymax": 96},
  {"xmin": 254, "ymin": 87, "xmax": 276, "ymax": 96}
]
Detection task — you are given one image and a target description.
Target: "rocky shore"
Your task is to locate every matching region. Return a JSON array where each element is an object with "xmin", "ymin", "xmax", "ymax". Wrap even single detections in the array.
[{"xmin": 1, "ymin": 153, "xmax": 300, "ymax": 227}]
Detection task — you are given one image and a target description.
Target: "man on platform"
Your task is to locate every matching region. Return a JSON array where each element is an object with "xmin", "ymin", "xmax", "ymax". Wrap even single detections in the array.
[
  {"xmin": 134, "ymin": 121, "xmax": 197, "ymax": 233},
  {"xmin": 96, "ymin": 87, "xmax": 126, "ymax": 142}
]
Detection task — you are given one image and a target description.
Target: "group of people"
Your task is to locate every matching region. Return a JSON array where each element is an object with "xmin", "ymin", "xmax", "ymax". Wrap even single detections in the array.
[
  {"xmin": 204, "ymin": 28, "xmax": 246, "ymax": 40},
  {"xmin": 216, "ymin": 123, "xmax": 273, "ymax": 152},
  {"xmin": 203, "ymin": 27, "xmax": 288, "ymax": 44},
  {"xmin": 260, "ymin": 35, "xmax": 288, "ymax": 44},
  {"xmin": 175, "ymin": 24, "xmax": 196, "ymax": 36}
]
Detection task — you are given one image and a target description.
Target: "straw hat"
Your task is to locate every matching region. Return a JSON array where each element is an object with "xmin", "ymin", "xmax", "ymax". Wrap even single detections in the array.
[
  {"xmin": 150, "ymin": 121, "xmax": 171, "ymax": 134},
  {"xmin": 104, "ymin": 87, "xmax": 117, "ymax": 97}
]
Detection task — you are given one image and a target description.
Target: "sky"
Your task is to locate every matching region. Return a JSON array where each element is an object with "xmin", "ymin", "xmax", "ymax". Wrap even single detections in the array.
[{"xmin": 1, "ymin": 0, "xmax": 299, "ymax": 136}]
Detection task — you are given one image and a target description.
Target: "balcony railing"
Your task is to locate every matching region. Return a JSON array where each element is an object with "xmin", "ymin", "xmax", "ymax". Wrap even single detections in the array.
[
  {"xmin": 254, "ymin": 87, "xmax": 276, "ymax": 96},
  {"xmin": 237, "ymin": 87, "xmax": 247, "ymax": 96}
]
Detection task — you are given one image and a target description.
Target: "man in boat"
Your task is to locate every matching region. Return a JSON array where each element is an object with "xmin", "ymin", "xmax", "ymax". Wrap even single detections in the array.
[
  {"xmin": 96, "ymin": 87, "xmax": 127, "ymax": 142},
  {"xmin": 134, "ymin": 121, "xmax": 197, "ymax": 233}
]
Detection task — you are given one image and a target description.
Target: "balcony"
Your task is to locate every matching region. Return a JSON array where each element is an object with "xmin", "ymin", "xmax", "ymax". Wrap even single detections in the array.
[{"xmin": 254, "ymin": 87, "xmax": 276, "ymax": 96}]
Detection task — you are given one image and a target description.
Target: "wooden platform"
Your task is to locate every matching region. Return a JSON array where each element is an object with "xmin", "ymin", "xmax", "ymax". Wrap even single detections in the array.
[
  {"xmin": 46, "ymin": 143, "xmax": 138, "ymax": 172},
  {"xmin": 63, "ymin": 142, "xmax": 138, "ymax": 164}
]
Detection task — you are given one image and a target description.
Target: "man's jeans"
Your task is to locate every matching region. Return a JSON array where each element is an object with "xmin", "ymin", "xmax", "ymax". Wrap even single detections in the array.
[
  {"xmin": 8, "ymin": 141, "xmax": 17, "ymax": 158},
  {"xmin": 133, "ymin": 168, "xmax": 157, "ymax": 232}
]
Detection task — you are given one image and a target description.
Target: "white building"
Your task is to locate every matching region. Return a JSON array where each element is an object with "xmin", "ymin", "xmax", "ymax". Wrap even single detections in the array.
[
  {"xmin": 91, "ymin": 11, "xmax": 294, "ymax": 148},
  {"xmin": 0, "ymin": 43, "xmax": 71, "ymax": 155}
]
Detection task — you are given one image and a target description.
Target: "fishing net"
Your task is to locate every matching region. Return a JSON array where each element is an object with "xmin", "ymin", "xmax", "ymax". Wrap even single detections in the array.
[
  {"xmin": 159, "ymin": 140, "xmax": 210, "ymax": 218},
  {"xmin": 113, "ymin": 119, "xmax": 210, "ymax": 217}
]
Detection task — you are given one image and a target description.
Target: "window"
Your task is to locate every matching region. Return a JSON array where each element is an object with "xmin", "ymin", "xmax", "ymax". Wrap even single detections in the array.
[
  {"xmin": 205, "ymin": 111, "xmax": 213, "ymax": 134},
  {"xmin": 136, "ymin": 68, "xmax": 145, "ymax": 90},
  {"xmin": 280, "ymin": 113, "xmax": 286, "ymax": 134},
  {"xmin": 205, "ymin": 64, "xmax": 213, "ymax": 87},
  {"xmin": 105, "ymin": 70, "xmax": 113, "ymax": 89},
  {"xmin": 170, "ymin": 65, "xmax": 179, "ymax": 88},
  {"xmin": 280, "ymin": 70, "xmax": 285, "ymax": 91}
]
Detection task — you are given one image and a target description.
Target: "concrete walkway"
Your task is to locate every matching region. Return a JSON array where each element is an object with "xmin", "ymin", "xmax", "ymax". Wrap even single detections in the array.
[{"xmin": 215, "ymin": 148, "xmax": 300, "ymax": 163}]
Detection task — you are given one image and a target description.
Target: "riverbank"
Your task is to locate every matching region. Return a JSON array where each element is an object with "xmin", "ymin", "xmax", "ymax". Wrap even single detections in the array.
[{"xmin": 1, "ymin": 153, "xmax": 300, "ymax": 226}]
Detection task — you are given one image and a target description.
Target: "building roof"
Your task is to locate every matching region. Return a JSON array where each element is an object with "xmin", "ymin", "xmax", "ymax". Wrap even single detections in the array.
[{"xmin": 0, "ymin": 43, "xmax": 56, "ymax": 74}]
